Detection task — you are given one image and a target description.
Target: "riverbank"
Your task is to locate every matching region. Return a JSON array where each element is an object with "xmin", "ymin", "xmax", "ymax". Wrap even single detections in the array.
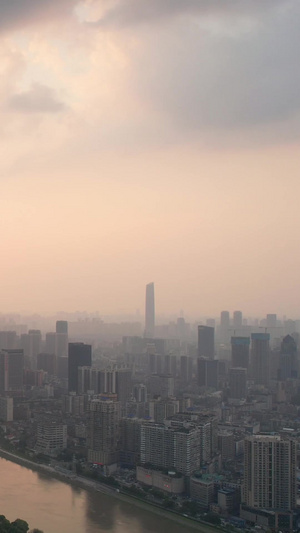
[{"xmin": 0, "ymin": 448, "xmax": 220, "ymax": 533}]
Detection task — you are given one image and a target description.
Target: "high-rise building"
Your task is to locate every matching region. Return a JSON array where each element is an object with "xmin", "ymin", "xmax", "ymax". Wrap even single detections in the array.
[
  {"xmin": 87, "ymin": 397, "xmax": 121, "ymax": 467},
  {"xmin": 62, "ymin": 393, "xmax": 85, "ymax": 416},
  {"xmin": 144, "ymin": 282, "xmax": 155, "ymax": 338},
  {"xmin": 243, "ymin": 435, "xmax": 296, "ymax": 511},
  {"xmin": 148, "ymin": 397, "xmax": 179, "ymax": 423},
  {"xmin": 266, "ymin": 314, "xmax": 277, "ymax": 329},
  {"xmin": 77, "ymin": 366, "xmax": 92, "ymax": 394},
  {"xmin": 37, "ymin": 352, "xmax": 56, "ymax": 375},
  {"xmin": 250, "ymin": 333, "xmax": 270, "ymax": 386},
  {"xmin": 231, "ymin": 337, "xmax": 250, "ymax": 369},
  {"xmin": 220, "ymin": 311, "xmax": 230, "ymax": 329},
  {"xmin": 98, "ymin": 368, "xmax": 116, "ymax": 394},
  {"xmin": 20, "ymin": 334, "xmax": 31, "ymax": 361},
  {"xmin": 57, "ymin": 356, "xmax": 68, "ymax": 379},
  {"xmin": 120, "ymin": 417, "xmax": 142, "ymax": 467},
  {"xmin": 0, "ymin": 349, "xmax": 24, "ymax": 393},
  {"xmin": 163, "ymin": 354, "xmax": 171, "ymax": 374},
  {"xmin": 133, "ymin": 383, "xmax": 147, "ymax": 403},
  {"xmin": 56, "ymin": 321, "xmax": 68, "ymax": 334},
  {"xmin": 0, "ymin": 396, "xmax": 13, "ymax": 422},
  {"xmin": 56, "ymin": 321, "xmax": 68, "ymax": 358},
  {"xmin": 218, "ymin": 430, "xmax": 235, "ymax": 462},
  {"xmin": 36, "ymin": 422, "xmax": 67, "ymax": 455},
  {"xmin": 219, "ymin": 310, "xmax": 231, "ymax": 344},
  {"xmin": 278, "ymin": 335, "xmax": 298, "ymax": 380},
  {"xmin": 140, "ymin": 421, "xmax": 200, "ymax": 476},
  {"xmin": 115, "ymin": 368, "xmax": 132, "ymax": 406},
  {"xmin": 233, "ymin": 310, "xmax": 243, "ymax": 329},
  {"xmin": 198, "ymin": 416, "xmax": 218, "ymax": 464},
  {"xmin": 148, "ymin": 374, "xmax": 174, "ymax": 398},
  {"xmin": 95, "ymin": 367, "xmax": 132, "ymax": 405},
  {"xmin": 180, "ymin": 355, "xmax": 193, "ymax": 384},
  {"xmin": 45, "ymin": 332, "xmax": 57, "ymax": 355},
  {"xmin": 197, "ymin": 358, "xmax": 218, "ymax": 389},
  {"xmin": 0, "ymin": 331, "xmax": 17, "ymax": 350},
  {"xmin": 229, "ymin": 367, "xmax": 247, "ymax": 399},
  {"xmin": 28, "ymin": 330, "xmax": 42, "ymax": 369},
  {"xmin": 198, "ymin": 325, "xmax": 214, "ymax": 358},
  {"xmin": 169, "ymin": 412, "xmax": 218, "ymax": 465},
  {"xmin": 68, "ymin": 343, "xmax": 92, "ymax": 393}
]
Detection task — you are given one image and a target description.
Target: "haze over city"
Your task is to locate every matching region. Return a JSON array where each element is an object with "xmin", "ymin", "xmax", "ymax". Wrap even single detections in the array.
[{"xmin": 0, "ymin": 0, "xmax": 299, "ymax": 317}]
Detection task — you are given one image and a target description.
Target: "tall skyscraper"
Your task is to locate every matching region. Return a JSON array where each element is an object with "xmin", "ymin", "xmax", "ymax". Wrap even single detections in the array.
[
  {"xmin": 220, "ymin": 311, "xmax": 230, "ymax": 329},
  {"xmin": 115, "ymin": 368, "xmax": 133, "ymax": 405},
  {"xmin": 68, "ymin": 343, "xmax": 92, "ymax": 392},
  {"xmin": 45, "ymin": 332, "xmax": 57, "ymax": 355},
  {"xmin": 233, "ymin": 310, "xmax": 243, "ymax": 329},
  {"xmin": 180, "ymin": 355, "xmax": 193, "ymax": 385},
  {"xmin": 250, "ymin": 333, "xmax": 270, "ymax": 386},
  {"xmin": 144, "ymin": 282, "xmax": 155, "ymax": 338},
  {"xmin": 231, "ymin": 337, "xmax": 250, "ymax": 369},
  {"xmin": 28, "ymin": 330, "xmax": 42, "ymax": 369},
  {"xmin": 197, "ymin": 358, "xmax": 219, "ymax": 389},
  {"xmin": 120, "ymin": 417, "xmax": 142, "ymax": 467},
  {"xmin": 278, "ymin": 334, "xmax": 298, "ymax": 380},
  {"xmin": 56, "ymin": 321, "xmax": 68, "ymax": 358},
  {"xmin": 229, "ymin": 367, "xmax": 247, "ymax": 399},
  {"xmin": 219, "ymin": 310, "xmax": 231, "ymax": 344},
  {"xmin": 56, "ymin": 321, "xmax": 68, "ymax": 334},
  {"xmin": 0, "ymin": 331, "xmax": 17, "ymax": 350},
  {"xmin": 0, "ymin": 349, "xmax": 24, "ymax": 393},
  {"xmin": 266, "ymin": 314, "xmax": 277, "ymax": 329},
  {"xmin": 198, "ymin": 325, "xmax": 214, "ymax": 358},
  {"xmin": 243, "ymin": 435, "xmax": 296, "ymax": 511},
  {"xmin": 87, "ymin": 397, "xmax": 121, "ymax": 467}
]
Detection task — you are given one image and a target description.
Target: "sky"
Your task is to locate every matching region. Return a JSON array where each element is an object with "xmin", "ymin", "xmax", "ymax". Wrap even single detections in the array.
[{"xmin": 0, "ymin": 0, "xmax": 300, "ymax": 318}]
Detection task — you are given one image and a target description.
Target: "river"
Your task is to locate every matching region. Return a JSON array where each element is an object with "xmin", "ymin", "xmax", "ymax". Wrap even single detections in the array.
[{"xmin": 0, "ymin": 456, "xmax": 214, "ymax": 533}]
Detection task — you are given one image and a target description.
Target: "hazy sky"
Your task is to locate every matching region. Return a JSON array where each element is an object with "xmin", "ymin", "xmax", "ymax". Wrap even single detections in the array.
[{"xmin": 1, "ymin": 0, "xmax": 300, "ymax": 318}]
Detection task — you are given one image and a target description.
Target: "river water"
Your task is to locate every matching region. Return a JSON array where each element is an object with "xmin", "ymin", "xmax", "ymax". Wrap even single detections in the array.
[{"xmin": 0, "ymin": 457, "xmax": 206, "ymax": 533}]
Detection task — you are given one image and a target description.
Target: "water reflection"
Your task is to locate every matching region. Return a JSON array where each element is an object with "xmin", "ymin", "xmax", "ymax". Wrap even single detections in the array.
[
  {"xmin": 86, "ymin": 492, "xmax": 116, "ymax": 531},
  {"xmin": 37, "ymin": 471, "xmax": 58, "ymax": 484},
  {"xmin": 0, "ymin": 457, "xmax": 201, "ymax": 533}
]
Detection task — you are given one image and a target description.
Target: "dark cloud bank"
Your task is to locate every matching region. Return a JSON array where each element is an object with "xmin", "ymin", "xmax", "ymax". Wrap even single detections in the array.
[
  {"xmin": 0, "ymin": 0, "xmax": 76, "ymax": 32},
  {"xmin": 96, "ymin": 0, "xmax": 300, "ymax": 141}
]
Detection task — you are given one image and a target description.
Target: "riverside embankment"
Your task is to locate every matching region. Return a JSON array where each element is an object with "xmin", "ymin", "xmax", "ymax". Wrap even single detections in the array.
[{"xmin": 0, "ymin": 448, "xmax": 220, "ymax": 533}]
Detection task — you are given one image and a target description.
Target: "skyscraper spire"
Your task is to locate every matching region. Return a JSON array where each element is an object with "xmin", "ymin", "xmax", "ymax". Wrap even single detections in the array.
[{"xmin": 144, "ymin": 282, "xmax": 155, "ymax": 338}]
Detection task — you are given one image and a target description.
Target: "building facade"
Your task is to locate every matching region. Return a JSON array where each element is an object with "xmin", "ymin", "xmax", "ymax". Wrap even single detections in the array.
[{"xmin": 243, "ymin": 434, "xmax": 296, "ymax": 511}]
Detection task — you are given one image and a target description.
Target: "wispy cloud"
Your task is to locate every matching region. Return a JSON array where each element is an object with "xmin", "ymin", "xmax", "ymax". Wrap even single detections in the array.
[
  {"xmin": 9, "ymin": 83, "xmax": 66, "ymax": 114},
  {"xmin": 93, "ymin": 0, "xmax": 283, "ymax": 28}
]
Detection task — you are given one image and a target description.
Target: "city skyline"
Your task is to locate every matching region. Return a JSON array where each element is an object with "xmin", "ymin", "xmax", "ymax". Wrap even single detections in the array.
[{"xmin": 0, "ymin": 2, "xmax": 299, "ymax": 532}]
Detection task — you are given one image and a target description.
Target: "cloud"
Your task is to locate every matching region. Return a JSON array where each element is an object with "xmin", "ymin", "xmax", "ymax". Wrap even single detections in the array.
[
  {"xmin": 0, "ymin": 0, "xmax": 77, "ymax": 32},
  {"xmin": 97, "ymin": 0, "xmax": 300, "ymax": 143},
  {"xmin": 9, "ymin": 83, "xmax": 66, "ymax": 113},
  {"xmin": 94, "ymin": 0, "xmax": 283, "ymax": 28}
]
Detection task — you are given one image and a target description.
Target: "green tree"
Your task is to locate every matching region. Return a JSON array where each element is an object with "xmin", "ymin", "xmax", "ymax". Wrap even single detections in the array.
[
  {"xmin": 205, "ymin": 512, "xmax": 221, "ymax": 525},
  {"xmin": 0, "ymin": 516, "xmax": 31, "ymax": 533},
  {"xmin": 9, "ymin": 518, "xmax": 29, "ymax": 532},
  {"xmin": 163, "ymin": 498, "xmax": 175, "ymax": 509}
]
